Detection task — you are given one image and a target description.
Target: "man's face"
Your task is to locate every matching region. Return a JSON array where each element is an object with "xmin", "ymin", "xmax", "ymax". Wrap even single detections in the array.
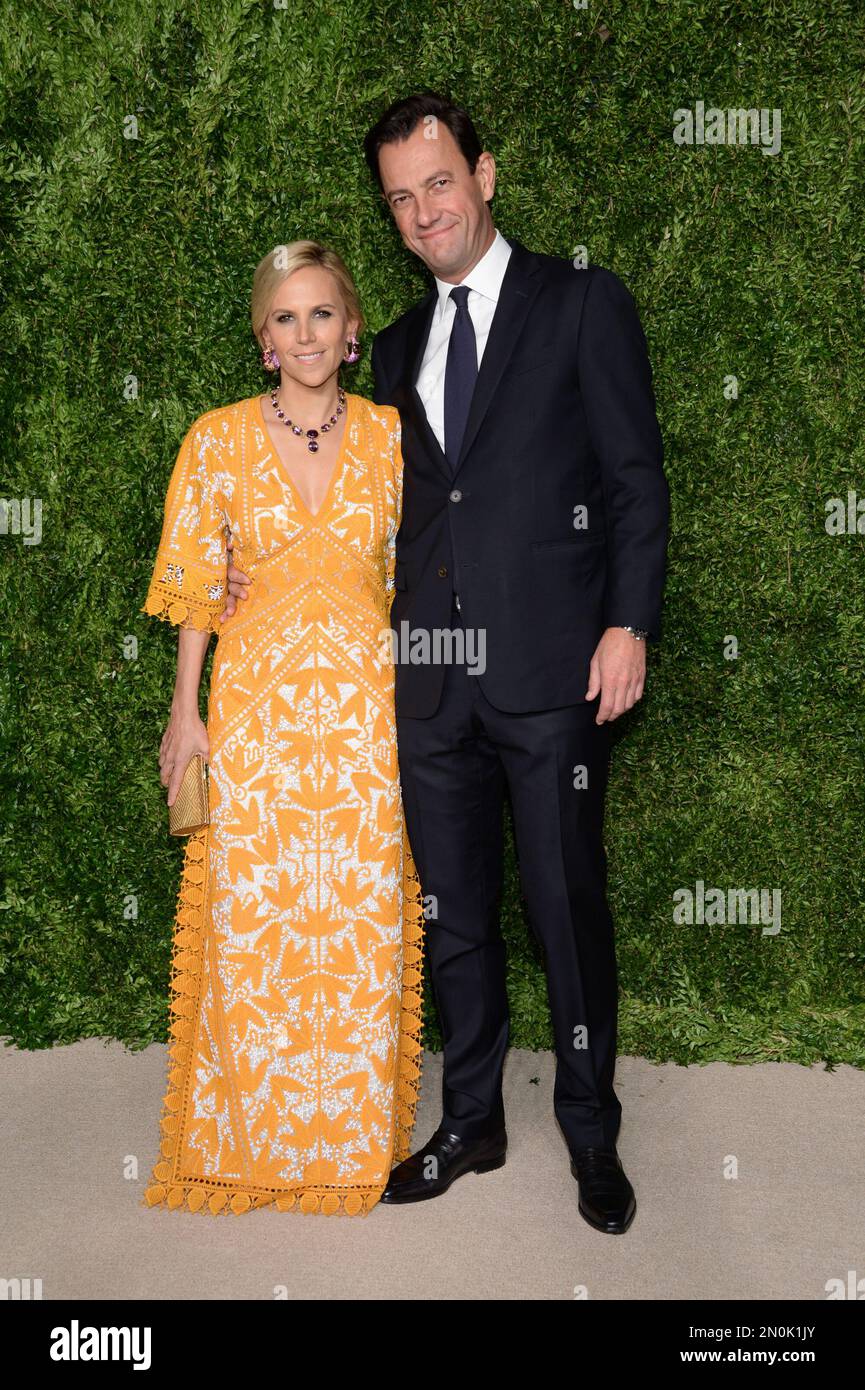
[{"xmin": 377, "ymin": 121, "xmax": 496, "ymax": 282}]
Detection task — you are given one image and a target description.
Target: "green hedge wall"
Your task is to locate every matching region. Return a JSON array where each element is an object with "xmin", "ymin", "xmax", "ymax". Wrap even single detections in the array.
[{"xmin": 1, "ymin": 0, "xmax": 863, "ymax": 1064}]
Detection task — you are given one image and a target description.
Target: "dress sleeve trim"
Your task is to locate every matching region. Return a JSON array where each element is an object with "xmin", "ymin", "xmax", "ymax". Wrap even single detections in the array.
[{"xmin": 141, "ymin": 550, "xmax": 226, "ymax": 634}]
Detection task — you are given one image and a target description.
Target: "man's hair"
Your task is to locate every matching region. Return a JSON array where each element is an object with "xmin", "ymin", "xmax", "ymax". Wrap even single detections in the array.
[{"xmin": 363, "ymin": 90, "xmax": 484, "ymax": 194}]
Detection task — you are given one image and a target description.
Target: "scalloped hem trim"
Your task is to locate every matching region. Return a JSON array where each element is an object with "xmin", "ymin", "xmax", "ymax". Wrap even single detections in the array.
[
  {"xmin": 142, "ymin": 1180, "xmax": 385, "ymax": 1216},
  {"xmin": 142, "ymin": 823, "xmax": 425, "ymax": 1216},
  {"xmin": 141, "ymin": 586, "xmax": 225, "ymax": 634}
]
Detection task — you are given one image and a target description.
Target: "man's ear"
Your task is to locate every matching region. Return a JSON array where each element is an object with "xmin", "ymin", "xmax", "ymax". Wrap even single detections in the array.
[{"xmin": 476, "ymin": 150, "xmax": 496, "ymax": 201}]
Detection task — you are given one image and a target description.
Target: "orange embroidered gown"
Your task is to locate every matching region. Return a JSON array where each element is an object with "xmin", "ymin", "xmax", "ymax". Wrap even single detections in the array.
[{"xmin": 140, "ymin": 391, "xmax": 424, "ymax": 1215}]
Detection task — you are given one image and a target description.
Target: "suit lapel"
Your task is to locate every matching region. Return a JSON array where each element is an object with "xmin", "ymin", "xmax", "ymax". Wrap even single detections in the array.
[
  {"xmin": 403, "ymin": 289, "xmax": 450, "ymax": 480},
  {"xmin": 399, "ymin": 236, "xmax": 543, "ymax": 482}
]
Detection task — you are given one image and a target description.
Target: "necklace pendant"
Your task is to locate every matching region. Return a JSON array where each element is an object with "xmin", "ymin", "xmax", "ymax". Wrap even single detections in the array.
[{"xmin": 268, "ymin": 386, "xmax": 346, "ymax": 449}]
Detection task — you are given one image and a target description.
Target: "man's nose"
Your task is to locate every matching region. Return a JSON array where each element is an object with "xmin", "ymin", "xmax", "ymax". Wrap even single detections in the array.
[{"xmin": 413, "ymin": 194, "xmax": 439, "ymax": 226}]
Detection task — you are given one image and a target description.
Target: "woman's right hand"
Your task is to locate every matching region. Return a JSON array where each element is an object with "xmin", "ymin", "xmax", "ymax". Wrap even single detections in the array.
[{"xmin": 159, "ymin": 706, "xmax": 210, "ymax": 807}]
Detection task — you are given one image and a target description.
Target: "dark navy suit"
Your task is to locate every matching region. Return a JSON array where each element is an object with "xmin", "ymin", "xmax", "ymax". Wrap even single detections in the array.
[{"xmin": 371, "ymin": 237, "xmax": 669, "ymax": 1152}]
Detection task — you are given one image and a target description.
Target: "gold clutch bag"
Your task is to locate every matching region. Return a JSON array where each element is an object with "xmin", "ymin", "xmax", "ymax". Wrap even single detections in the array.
[{"xmin": 168, "ymin": 753, "xmax": 210, "ymax": 836}]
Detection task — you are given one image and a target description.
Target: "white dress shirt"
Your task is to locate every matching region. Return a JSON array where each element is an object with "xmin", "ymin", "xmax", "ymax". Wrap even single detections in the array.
[{"xmin": 414, "ymin": 226, "xmax": 513, "ymax": 453}]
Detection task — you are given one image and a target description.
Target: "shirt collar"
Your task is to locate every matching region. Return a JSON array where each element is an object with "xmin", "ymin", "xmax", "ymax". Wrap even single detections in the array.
[{"xmin": 432, "ymin": 227, "xmax": 512, "ymax": 316}]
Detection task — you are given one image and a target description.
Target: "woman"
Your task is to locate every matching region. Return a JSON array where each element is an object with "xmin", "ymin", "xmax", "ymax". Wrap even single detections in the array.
[{"xmin": 140, "ymin": 241, "xmax": 424, "ymax": 1216}]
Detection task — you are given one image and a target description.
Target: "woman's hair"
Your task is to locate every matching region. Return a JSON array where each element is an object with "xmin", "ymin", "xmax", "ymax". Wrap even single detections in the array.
[{"xmin": 251, "ymin": 240, "xmax": 364, "ymax": 348}]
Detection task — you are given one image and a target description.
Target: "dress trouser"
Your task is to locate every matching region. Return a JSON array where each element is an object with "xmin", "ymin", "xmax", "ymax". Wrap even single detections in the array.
[{"xmin": 395, "ymin": 600, "xmax": 622, "ymax": 1156}]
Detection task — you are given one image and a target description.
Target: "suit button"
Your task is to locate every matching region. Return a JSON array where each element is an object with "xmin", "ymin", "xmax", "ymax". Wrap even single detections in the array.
[
  {"xmin": 437, "ymin": 566, "xmax": 448, "ymax": 578},
  {"xmin": 449, "ymin": 489, "xmax": 462, "ymax": 502}
]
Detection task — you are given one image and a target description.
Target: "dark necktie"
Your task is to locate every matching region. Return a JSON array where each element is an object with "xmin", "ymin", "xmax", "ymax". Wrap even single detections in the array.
[{"xmin": 443, "ymin": 285, "xmax": 477, "ymax": 471}]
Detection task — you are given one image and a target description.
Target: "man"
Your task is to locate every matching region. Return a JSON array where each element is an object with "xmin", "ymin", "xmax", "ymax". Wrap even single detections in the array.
[{"xmin": 228, "ymin": 92, "xmax": 670, "ymax": 1234}]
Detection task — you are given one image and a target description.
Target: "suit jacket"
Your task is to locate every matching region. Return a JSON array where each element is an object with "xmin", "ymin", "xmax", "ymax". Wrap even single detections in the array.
[{"xmin": 371, "ymin": 235, "xmax": 670, "ymax": 718}]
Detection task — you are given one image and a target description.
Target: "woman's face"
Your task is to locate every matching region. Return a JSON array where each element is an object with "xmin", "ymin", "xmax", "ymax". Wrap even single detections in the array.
[{"xmin": 262, "ymin": 265, "xmax": 358, "ymax": 390}]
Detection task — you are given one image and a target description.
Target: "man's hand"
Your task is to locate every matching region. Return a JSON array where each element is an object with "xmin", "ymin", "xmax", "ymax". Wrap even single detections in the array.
[
  {"xmin": 220, "ymin": 533, "xmax": 253, "ymax": 621},
  {"xmin": 585, "ymin": 627, "xmax": 647, "ymax": 723}
]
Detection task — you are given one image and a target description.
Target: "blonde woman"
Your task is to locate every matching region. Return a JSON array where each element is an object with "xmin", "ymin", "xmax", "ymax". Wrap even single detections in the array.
[{"xmin": 140, "ymin": 242, "xmax": 424, "ymax": 1216}]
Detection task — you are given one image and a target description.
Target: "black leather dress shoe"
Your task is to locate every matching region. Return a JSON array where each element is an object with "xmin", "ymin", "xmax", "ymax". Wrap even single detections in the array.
[
  {"xmin": 570, "ymin": 1146, "xmax": 636, "ymax": 1234},
  {"xmin": 380, "ymin": 1124, "xmax": 507, "ymax": 1203}
]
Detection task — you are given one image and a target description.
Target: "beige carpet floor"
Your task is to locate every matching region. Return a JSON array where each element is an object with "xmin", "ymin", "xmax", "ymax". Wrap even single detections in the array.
[{"xmin": 2, "ymin": 1038, "xmax": 862, "ymax": 1300}]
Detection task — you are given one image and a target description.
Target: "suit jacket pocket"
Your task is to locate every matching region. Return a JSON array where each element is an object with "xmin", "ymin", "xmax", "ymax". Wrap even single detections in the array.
[
  {"xmin": 531, "ymin": 533, "xmax": 606, "ymax": 551},
  {"xmin": 505, "ymin": 351, "xmax": 556, "ymax": 378}
]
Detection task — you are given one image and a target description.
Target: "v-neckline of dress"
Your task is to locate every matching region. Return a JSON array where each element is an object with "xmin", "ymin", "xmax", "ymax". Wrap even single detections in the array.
[{"xmin": 255, "ymin": 390, "xmax": 354, "ymax": 523}]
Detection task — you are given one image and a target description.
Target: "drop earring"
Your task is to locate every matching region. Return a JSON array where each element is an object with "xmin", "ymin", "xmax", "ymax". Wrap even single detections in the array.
[
  {"xmin": 263, "ymin": 344, "xmax": 280, "ymax": 372},
  {"xmin": 343, "ymin": 334, "xmax": 360, "ymax": 364}
]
